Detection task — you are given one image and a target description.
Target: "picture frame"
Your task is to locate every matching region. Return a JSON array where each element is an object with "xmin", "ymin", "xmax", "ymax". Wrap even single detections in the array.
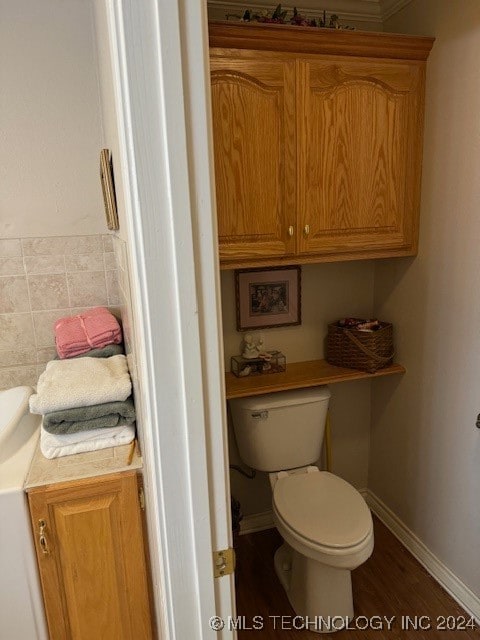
[
  {"xmin": 235, "ymin": 266, "xmax": 302, "ymax": 331},
  {"xmin": 100, "ymin": 149, "xmax": 119, "ymax": 231}
]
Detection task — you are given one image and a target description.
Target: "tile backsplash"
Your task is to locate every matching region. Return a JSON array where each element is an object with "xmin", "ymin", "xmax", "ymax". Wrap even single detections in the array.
[{"xmin": 0, "ymin": 235, "xmax": 120, "ymax": 390}]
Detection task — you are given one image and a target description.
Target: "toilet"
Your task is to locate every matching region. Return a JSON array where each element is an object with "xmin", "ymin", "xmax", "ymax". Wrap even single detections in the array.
[{"xmin": 229, "ymin": 386, "xmax": 374, "ymax": 633}]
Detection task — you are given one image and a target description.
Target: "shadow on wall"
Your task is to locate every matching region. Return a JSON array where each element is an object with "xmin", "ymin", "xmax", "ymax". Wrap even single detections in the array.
[{"xmin": 371, "ymin": 255, "xmax": 433, "ymax": 520}]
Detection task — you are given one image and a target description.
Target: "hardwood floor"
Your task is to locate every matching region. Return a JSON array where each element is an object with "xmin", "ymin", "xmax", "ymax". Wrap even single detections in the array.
[{"xmin": 235, "ymin": 517, "xmax": 479, "ymax": 638}]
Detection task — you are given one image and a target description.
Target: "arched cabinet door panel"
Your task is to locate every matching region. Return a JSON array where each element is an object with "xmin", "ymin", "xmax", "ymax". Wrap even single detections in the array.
[
  {"xmin": 297, "ymin": 59, "xmax": 425, "ymax": 257},
  {"xmin": 210, "ymin": 55, "xmax": 296, "ymax": 261}
]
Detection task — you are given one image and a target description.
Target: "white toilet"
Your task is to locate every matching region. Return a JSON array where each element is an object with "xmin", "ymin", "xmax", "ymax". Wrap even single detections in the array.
[{"xmin": 229, "ymin": 386, "xmax": 374, "ymax": 633}]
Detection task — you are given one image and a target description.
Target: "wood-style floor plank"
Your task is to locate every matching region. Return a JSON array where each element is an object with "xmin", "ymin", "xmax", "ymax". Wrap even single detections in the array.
[{"xmin": 235, "ymin": 517, "xmax": 479, "ymax": 638}]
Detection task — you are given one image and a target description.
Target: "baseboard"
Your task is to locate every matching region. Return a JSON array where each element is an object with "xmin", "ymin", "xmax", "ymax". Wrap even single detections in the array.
[
  {"xmin": 364, "ymin": 489, "xmax": 480, "ymax": 623},
  {"xmin": 240, "ymin": 510, "xmax": 274, "ymax": 535}
]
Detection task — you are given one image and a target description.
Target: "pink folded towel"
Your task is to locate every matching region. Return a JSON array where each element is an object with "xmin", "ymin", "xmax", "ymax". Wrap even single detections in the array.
[{"xmin": 55, "ymin": 307, "xmax": 122, "ymax": 359}]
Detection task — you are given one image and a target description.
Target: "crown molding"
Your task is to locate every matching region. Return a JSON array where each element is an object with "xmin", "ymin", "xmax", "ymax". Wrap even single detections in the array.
[
  {"xmin": 208, "ymin": 1, "xmax": 415, "ymax": 25},
  {"xmin": 207, "ymin": 1, "xmax": 383, "ymax": 25},
  {"xmin": 380, "ymin": 0, "xmax": 413, "ymax": 21}
]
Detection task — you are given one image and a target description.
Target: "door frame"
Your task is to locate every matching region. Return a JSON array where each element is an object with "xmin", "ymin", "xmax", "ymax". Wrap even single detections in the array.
[{"xmin": 106, "ymin": 1, "xmax": 235, "ymax": 638}]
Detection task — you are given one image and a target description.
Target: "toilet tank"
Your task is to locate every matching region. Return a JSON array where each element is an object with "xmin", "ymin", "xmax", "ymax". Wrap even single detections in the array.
[{"xmin": 229, "ymin": 387, "xmax": 331, "ymax": 472}]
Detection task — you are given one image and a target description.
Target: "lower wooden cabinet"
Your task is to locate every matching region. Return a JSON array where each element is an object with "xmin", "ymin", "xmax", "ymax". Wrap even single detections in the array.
[{"xmin": 27, "ymin": 471, "xmax": 153, "ymax": 640}]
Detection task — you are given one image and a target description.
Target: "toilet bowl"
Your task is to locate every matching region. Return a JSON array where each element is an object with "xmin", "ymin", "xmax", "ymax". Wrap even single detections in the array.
[
  {"xmin": 270, "ymin": 466, "xmax": 373, "ymax": 632},
  {"xmin": 229, "ymin": 387, "xmax": 374, "ymax": 633}
]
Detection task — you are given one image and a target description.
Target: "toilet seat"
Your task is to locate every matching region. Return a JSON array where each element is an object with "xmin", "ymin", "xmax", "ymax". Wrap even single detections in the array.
[{"xmin": 273, "ymin": 469, "xmax": 373, "ymax": 552}]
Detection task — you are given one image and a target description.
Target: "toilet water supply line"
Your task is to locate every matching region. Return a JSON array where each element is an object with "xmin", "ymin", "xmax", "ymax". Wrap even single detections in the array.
[{"xmin": 325, "ymin": 410, "xmax": 333, "ymax": 473}]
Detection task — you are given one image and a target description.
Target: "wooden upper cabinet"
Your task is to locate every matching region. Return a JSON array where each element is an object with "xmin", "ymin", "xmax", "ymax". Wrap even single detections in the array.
[
  {"xmin": 297, "ymin": 58, "xmax": 424, "ymax": 256},
  {"xmin": 210, "ymin": 56, "xmax": 296, "ymax": 260},
  {"xmin": 209, "ymin": 22, "xmax": 434, "ymax": 268}
]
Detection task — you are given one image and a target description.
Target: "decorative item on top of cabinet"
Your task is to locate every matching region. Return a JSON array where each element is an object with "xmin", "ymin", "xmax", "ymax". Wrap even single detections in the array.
[
  {"xmin": 27, "ymin": 471, "xmax": 153, "ymax": 640},
  {"xmin": 209, "ymin": 22, "xmax": 434, "ymax": 269},
  {"xmin": 235, "ymin": 6, "xmax": 354, "ymax": 30}
]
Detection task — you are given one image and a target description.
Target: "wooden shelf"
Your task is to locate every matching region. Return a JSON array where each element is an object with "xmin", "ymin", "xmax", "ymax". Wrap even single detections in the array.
[{"xmin": 225, "ymin": 359, "xmax": 405, "ymax": 400}]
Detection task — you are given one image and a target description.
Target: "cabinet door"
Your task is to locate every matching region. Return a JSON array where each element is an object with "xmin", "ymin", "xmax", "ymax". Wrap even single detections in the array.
[
  {"xmin": 211, "ymin": 54, "xmax": 296, "ymax": 262},
  {"xmin": 28, "ymin": 472, "xmax": 152, "ymax": 640},
  {"xmin": 297, "ymin": 59, "xmax": 424, "ymax": 258}
]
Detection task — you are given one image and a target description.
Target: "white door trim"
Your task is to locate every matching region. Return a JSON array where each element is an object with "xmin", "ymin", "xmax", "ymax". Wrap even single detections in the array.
[
  {"xmin": 106, "ymin": 1, "xmax": 235, "ymax": 637},
  {"xmin": 179, "ymin": 2, "xmax": 237, "ymax": 633}
]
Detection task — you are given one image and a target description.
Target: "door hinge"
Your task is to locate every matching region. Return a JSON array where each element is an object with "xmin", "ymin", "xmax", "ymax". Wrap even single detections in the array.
[
  {"xmin": 213, "ymin": 547, "xmax": 236, "ymax": 578},
  {"xmin": 138, "ymin": 486, "xmax": 145, "ymax": 511}
]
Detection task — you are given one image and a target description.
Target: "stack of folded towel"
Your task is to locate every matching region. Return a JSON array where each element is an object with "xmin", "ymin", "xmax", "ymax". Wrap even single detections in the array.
[
  {"xmin": 30, "ymin": 355, "xmax": 136, "ymax": 459},
  {"xmin": 55, "ymin": 307, "xmax": 123, "ymax": 359}
]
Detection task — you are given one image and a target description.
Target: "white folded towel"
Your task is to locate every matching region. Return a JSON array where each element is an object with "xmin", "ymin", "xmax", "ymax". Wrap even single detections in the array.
[
  {"xmin": 40, "ymin": 423, "xmax": 135, "ymax": 459},
  {"xmin": 30, "ymin": 355, "xmax": 131, "ymax": 415}
]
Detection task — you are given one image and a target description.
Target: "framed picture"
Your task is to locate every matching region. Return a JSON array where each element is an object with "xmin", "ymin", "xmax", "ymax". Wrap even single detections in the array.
[
  {"xmin": 100, "ymin": 149, "xmax": 119, "ymax": 231},
  {"xmin": 235, "ymin": 266, "xmax": 301, "ymax": 331}
]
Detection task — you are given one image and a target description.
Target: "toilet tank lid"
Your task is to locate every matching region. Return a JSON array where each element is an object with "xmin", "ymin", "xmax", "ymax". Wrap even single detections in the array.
[{"xmin": 230, "ymin": 386, "xmax": 331, "ymax": 411}]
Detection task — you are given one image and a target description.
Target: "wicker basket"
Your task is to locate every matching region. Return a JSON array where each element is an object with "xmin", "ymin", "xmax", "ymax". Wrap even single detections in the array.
[{"xmin": 326, "ymin": 321, "xmax": 394, "ymax": 373}]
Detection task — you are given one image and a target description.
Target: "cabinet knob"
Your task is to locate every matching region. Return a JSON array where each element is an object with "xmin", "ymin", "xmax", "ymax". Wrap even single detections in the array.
[
  {"xmin": 38, "ymin": 519, "xmax": 50, "ymax": 555},
  {"xmin": 288, "ymin": 225, "xmax": 294, "ymax": 237},
  {"xmin": 304, "ymin": 224, "xmax": 310, "ymax": 236}
]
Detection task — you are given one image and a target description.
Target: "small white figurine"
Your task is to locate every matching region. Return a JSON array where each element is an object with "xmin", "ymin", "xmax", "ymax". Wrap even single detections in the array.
[{"xmin": 242, "ymin": 333, "xmax": 259, "ymax": 359}]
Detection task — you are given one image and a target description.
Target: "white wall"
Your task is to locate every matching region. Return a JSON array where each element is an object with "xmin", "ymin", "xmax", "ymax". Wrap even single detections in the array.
[
  {"xmin": 92, "ymin": 0, "xmax": 129, "ymax": 241},
  {"xmin": 91, "ymin": 2, "xmax": 145, "ymax": 443},
  {"xmin": 91, "ymin": 3, "xmax": 145, "ymax": 448},
  {"xmin": 371, "ymin": 0, "xmax": 480, "ymax": 597},
  {"xmin": 222, "ymin": 262, "xmax": 375, "ymax": 515},
  {"xmin": 0, "ymin": 0, "xmax": 105, "ymax": 237}
]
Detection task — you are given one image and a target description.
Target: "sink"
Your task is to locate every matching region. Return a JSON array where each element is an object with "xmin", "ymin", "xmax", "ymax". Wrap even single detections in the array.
[{"xmin": 0, "ymin": 386, "xmax": 47, "ymax": 639}]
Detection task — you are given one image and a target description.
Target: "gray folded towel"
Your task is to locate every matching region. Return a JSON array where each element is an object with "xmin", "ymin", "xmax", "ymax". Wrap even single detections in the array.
[
  {"xmin": 55, "ymin": 343, "xmax": 124, "ymax": 360},
  {"xmin": 42, "ymin": 397, "xmax": 136, "ymax": 434}
]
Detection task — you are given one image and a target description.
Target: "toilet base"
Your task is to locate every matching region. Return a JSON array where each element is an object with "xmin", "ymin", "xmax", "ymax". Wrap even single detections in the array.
[{"xmin": 274, "ymin": 543, "xmax": 354, "ymax": 634}]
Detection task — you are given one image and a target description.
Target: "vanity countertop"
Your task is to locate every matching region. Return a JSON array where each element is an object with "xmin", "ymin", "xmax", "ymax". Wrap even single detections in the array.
[{"xmin": 24, "ymin": 439, "xmax": 142, "ymax": 490}]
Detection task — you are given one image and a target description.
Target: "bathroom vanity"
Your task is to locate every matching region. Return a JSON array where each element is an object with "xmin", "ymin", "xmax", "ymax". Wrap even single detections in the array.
[{"xmin": 25, "ymin": 442, "xmax": 153, "ymax": 640}]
